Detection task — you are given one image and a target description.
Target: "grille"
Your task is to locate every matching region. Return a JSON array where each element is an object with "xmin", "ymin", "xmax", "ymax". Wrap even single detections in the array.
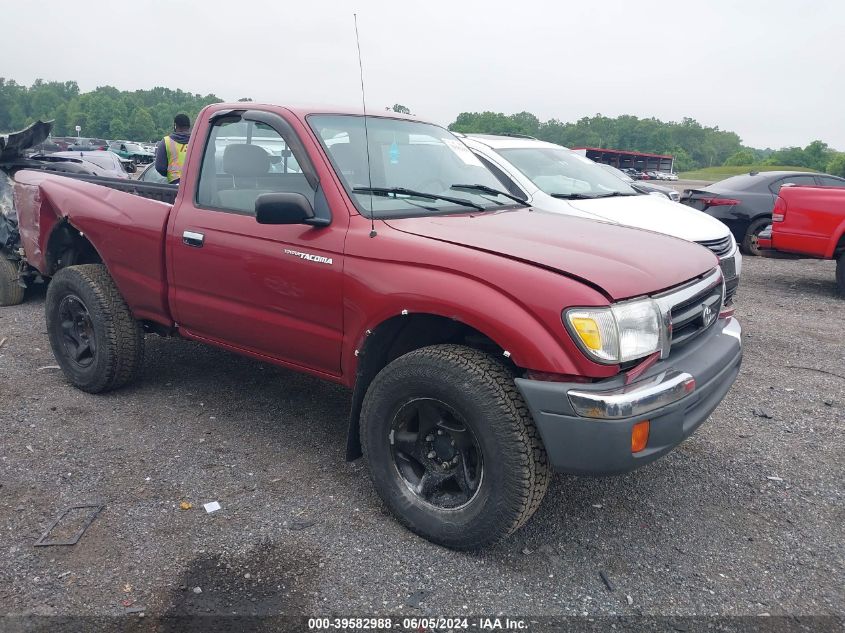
[
  {"xmin": 669, "ymin": 285, "xmax": 723, "ymax": 348},
  {"xmin": 724, "ymin": 276, "xmax": 739, "ymax": 305},
  {"xmin": 696, "ymin": 235, "xmax": 733, "ymax": 258}
]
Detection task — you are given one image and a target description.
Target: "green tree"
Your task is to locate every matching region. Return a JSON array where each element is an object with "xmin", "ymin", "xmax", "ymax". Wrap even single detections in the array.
[
  {"xmin": 127, "ymin": 107, "xmax": 156, "ymax": 141},
  {"xmin": 803, "ymin": 140, "xmax": 832, "ymax": 172},
  {"xmin": 1, "ymin": 77, "xmax": 222, "ymax": 139},
  {"xmin": 449, "ymin": 110, "xmax": 746, "ymax": 168},
  {"xmin": 109, "ymin": 117, "xmax": 128, "ymax": 140},
  {"xmin": 766, "ymin": 146, "xmax": 808, "ymax": 167},
  {"xmin": 670, "ymin": 147, "xmax": 695, "ymax": 172},
  {"xmin": 723, "ymin": 149, "xmax": 756, "ymax": 166},
  {"xmin": 826, "ymin": 153, "xmax": 845, "ymax": 178},
  {"xmin": 391, "ymin": 104, "xmax": 411, "ymax": 114}
]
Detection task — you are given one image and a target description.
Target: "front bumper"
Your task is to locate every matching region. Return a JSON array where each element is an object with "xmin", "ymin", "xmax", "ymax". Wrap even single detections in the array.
[{"xmin": 515, "ymin": 317, "xmax": 742, "ymax": 476}]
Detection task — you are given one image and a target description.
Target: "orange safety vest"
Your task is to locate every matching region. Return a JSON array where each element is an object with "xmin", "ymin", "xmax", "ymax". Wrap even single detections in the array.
[{"xmin": 163, "ymin": 135, "xmax": 188, "ymax": 183}]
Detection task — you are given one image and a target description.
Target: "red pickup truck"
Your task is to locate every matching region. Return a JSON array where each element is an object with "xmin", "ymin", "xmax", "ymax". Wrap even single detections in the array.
[
  {"xmin": 758, "ymin": 185, "xmax": 845, "ymax": 295},
  {"xmin": 0, "ymin": 105, "xmax": 742, "ymax": 548}
]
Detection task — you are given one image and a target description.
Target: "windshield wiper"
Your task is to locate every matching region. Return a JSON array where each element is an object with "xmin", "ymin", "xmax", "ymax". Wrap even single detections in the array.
[
  {"xmin": 449, "ymin": 183, "xmax": 525, "ymax": 205},
  {"xmin": 549, "ymin": 193, "xmax": 599, "ymax": 200},
  {"xmin": 589, "ymin": 191, "xmax": 638, "ymax": 198},
  {"xmin": 353, "ymin": 186, "xmax": 484, "ymax": 210},
  {"xmin": 550, "ymin": 192, "xmax": 636, "ymax": 200}
]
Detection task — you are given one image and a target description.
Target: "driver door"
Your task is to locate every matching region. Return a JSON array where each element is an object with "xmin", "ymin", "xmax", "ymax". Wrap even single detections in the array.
[{"xmin": 168, "ymin": 110, "xmax": 347, "ymax": 376}]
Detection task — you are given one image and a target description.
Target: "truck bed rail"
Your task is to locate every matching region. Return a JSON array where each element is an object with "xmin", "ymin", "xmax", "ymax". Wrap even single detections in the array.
[{"xmin": 53, "ymin": 173, "xmax": 178, "ymax": 205}]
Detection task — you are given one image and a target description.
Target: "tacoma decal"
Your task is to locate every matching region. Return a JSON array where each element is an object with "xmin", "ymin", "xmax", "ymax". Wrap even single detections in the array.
[{"xmin": 284, "ymin": 249, "xmax": 333, "ymax": 265}]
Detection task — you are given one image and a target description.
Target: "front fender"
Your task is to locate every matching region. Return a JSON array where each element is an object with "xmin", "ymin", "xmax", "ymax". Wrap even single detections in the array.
[{"xmin": 340, "ymin": 255, "xmax": 617, "ymax": 382}]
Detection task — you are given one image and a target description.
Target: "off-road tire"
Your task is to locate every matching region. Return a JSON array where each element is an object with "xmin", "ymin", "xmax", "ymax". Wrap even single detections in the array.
[
  {"xmin": 360, "ymin": 344, "xmax": 550, "ymax": 549},
  {"xmin": 0, "ymin": 257, "xmax": 25, "ymax": 307},
  {"xmin": 741, "ymin": 218, "xmax": 771, "ymax": 256},
  {"xmin": 836, "ymin": 251, "xmax": 845, "ymax": 298},
  {"xmin": 45, "ymin": 264, "xmax": 144, "ymax": 393}
]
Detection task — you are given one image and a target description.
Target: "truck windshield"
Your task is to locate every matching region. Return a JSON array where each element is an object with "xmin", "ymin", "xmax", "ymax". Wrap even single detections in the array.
[
  {"xmin": 308, "ymin": 115, "xmax": 520, "ymax": 218},
  {"xmin": 497, "ymin": 147, "xmax": 639, "ymax": 198}
]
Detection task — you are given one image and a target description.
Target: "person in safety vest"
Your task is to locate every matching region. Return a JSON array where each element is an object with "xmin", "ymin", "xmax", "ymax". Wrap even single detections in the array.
[{"xmin": 154, "ymin": 113, "xmax": 192, "ymax": 184}]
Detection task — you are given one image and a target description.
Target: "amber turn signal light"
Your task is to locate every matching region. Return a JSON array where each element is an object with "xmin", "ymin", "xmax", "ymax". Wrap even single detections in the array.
[{"xmin": 631, "ymin": 420, "xmax": 650, "ymax": 453}]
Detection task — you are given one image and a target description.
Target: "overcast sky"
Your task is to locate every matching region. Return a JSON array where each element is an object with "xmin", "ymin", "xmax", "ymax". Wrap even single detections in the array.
[{"xmin": 2, "ymin": 0, "xmax": 843, "ymax": 149}]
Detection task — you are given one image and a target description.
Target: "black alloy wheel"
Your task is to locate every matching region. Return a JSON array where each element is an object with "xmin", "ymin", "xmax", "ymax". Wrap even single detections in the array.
[
  {"xmin": 360, "ymin": 344, "xmax": 550, "ymax": 549},
  {"xmin": 57, "ymin": 294, "xmax": 97, "ymax": 368},
  {"xmin": 45, "ymin": 264, "xmax": 145, "ymax": 393},
  {"xmin": 390, "ymin": 398, "xmax": 483, "ymax": 510}
]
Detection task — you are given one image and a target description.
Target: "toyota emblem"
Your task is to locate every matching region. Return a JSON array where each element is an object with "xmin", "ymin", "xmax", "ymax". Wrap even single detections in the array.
[{"xmin": 701, "ymin": 303, "xmax": 715, "ymax": 326}]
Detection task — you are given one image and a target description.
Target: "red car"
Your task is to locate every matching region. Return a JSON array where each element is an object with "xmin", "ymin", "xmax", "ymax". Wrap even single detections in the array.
[
  {"xmin": 758, "ymin": 185, "xmax": 845, "ymax": 295},
  {"xmin": 1, "ymin": 106, "xmax": 742, "ymax": 548}
]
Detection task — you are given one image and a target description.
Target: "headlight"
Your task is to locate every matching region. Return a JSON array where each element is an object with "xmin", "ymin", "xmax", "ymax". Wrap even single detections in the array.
[{"xmin": 564, "ymin": 298, "xmax": 663, "ymax": 364}]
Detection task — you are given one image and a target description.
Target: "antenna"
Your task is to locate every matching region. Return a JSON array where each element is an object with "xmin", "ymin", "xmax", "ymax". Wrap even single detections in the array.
[{"xmin": 353, "ymin": 13, "xmax": 377, "ymax": 238}]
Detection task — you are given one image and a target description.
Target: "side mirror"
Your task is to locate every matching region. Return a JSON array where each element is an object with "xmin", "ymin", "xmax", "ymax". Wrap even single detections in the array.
[{"xmin": 255, "ymin": 192, "xmax": 319, "ymax": 225}]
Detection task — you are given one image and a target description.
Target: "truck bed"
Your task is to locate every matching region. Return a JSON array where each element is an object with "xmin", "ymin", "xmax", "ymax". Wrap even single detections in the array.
[
  {"xmin": 1, "ymin": 165, "xmax": 177, "ymax": 254},
  {"xmin": 1, "ymin": 165, "xmax": 178, "ymax": 205},
  {"xmin": 11, "ymin": 168, "xmax": 176, "ymax": 324},
  {"xmin": 44, "ymin": 172, "xmax": 178, "ymax": 204}
]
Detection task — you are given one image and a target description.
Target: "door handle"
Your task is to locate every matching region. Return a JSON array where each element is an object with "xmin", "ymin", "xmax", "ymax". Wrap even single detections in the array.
[{"xmin": 182, "ymin": 230, "xmax": 204, "ymax": 247}]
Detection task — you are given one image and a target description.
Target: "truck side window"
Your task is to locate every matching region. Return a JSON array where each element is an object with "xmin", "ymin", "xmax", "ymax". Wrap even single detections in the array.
[{"xmin": 196, "ymin": 117, "xmax": 315, "ymax": 215}]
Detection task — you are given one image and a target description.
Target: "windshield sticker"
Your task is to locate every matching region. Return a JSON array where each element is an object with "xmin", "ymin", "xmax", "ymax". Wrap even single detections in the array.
[
  {"xmin": 389, "ymin": 141, "xmax": 400, "ymax": 164},
  {"xmin": 443, "ymin": 138, "xmax": 484, "ymax": 167}
]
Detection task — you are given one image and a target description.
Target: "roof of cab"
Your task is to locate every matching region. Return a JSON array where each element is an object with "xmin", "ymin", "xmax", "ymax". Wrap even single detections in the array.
[{"xmin": 205, "ymin": 102, "xmax": 420, "ymax": 122}]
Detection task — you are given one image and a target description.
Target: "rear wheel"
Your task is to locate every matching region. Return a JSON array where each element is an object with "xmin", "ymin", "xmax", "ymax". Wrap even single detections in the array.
[
  {"xmin": 0, "ymin": 257, "xmax": 25, "ymax": 307},
  {"xmin": 45, "ymin": 264, "xmax": 145, "ymax": 393},
  {"xmin": 836, "ymin": 251, "xmax": 845, "ymax": 298},
  {"xmin": 741, "ymin": 218, "xmax": 771, "ymax": 256},
  {"xmin": 360, "ymin": 344, "xmax": 550, "ymax": 549}
]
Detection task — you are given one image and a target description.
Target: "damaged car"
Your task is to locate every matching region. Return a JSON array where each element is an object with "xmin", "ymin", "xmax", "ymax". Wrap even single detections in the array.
[{"xmin": 1, "ymin": 121, "xmax": 174, "ymax": 305}]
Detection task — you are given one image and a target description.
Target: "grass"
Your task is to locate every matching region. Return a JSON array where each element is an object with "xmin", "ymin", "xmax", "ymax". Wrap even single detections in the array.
[{"xmin": 679, "ymin": 165, "xmax": 816, "ymax": 181}]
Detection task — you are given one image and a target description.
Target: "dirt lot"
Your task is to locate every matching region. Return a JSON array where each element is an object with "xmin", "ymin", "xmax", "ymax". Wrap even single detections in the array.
[{"xmin": 0, "ymin": 256, "xmax": 843, "ymax": 628}]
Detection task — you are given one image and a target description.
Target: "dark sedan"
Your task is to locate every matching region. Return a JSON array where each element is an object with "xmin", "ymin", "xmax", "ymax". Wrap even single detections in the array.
[{"xmin": 680, "ymin": 171, "xmax": 845, "ymax": 255}]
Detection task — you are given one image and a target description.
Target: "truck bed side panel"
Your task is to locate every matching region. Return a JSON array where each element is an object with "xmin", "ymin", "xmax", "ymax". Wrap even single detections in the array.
[{"xmin": 14, "ymin": 170, "xmax": 173, "ymax": 324}]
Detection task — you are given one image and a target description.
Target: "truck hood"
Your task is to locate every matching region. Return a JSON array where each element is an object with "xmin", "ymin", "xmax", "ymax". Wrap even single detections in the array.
[
  {"xmin": 562, "ymin": 194, "xmax": 730, "ymax": 242},
  {"xmin": 384, "ymin": 208, "xmax": 717, "ymax": 300}
]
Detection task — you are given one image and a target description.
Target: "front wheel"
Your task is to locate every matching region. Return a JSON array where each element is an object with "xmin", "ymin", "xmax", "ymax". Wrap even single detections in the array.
[
  {"xmin": 836, "ymin": 251, "xmax": 845, "ymax": 298},
  {"xmin": 360, "ymin": 344, "xmax": 550, "ymax": 549},
  {"xmin": 741, "ymin": 218, "xmax": 771, "ymax": 256},
  {"xmin": 45, "ymin": 264, "xmax": 145, "ymax": 393}
]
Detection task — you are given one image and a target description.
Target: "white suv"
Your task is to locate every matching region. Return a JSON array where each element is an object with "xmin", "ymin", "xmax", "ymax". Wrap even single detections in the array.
[{"xmin": 459, "ymin": 134, "xmax": 741, "ymax": 303}]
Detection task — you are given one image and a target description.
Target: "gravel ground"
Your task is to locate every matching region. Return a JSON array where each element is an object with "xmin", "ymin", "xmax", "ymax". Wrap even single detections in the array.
[{"xmin": 0, "ymin": 256, "xmax": 843, "ymax": 627}]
